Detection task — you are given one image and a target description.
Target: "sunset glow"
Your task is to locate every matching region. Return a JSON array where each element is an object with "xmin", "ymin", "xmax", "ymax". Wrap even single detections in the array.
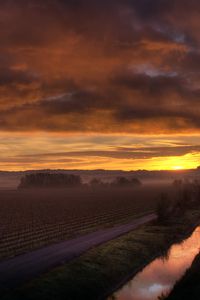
[
  {"xmin": 173, "ymin": 166, "xmax": 184, "ymax": 171},
  {"xmin": 0, "ymin": 132, "xmax": 199, "ymax": 171},
  {"xmin": 0, "ymin": 1, "xmax": 200, "ymax": 171}
]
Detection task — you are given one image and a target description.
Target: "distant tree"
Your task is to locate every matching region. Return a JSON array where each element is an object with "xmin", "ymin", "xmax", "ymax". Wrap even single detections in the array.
[
  {"xmin": 193, "ymin": 179, "xmax": 199, "ymax": 186},
  {"xmin": 112, "ymin": 176, "xmax": 142, "ymax": 187},
  {"xmin": 173, "ymin": 184, "xmax": 197, "ymax": 215},
  {"xmin": 130, "ymin": 177, "xmax": 142, "ymax": 186},
  {"xmin": 156, "ymin": 193, "xmax": 171, "ymax": 223},
  {"xmin": 158, "ymin": 181, "xmax": 200, "ymax": 221},
  {"xmin": 178, "ymin": 188, "xmax": 192, "ymax": 210},
  {"xmin": 89, "ymin": 178, "xmax": 103, "ymax": 187},
  {"xmin": 18, "ymin": 173, "xmax": 82, "ymax": 189},
  {"xmin": 114, "ymin": 176, "xmax": 130, "ymax": 187},
  {"xmin": 173, "ymin": 179, "xmax": 182, "ymax": 188}
]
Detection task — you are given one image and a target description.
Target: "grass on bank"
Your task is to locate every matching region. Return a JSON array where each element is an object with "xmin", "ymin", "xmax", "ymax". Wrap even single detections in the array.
[{"xmin": 2, "ymin": 209, "xmax": 200, "ymax": 300}]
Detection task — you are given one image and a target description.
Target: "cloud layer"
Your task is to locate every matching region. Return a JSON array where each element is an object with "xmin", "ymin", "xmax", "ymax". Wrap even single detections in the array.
[
  {"xmin": 1, "ymin": 1, "xmax": 200, "ymax": 170},
  {"xmin": 0, "ymin": 0, "xmax": 200, "ymax": 134},
  {"xmin": 0, "ymin": 133, "xmax": 199, "ymax": 171}
]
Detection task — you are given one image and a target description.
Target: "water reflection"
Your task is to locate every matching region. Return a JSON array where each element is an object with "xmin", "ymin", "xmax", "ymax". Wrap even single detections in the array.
[{"xmin": 110, "ymin": 227, "xmax": 200, "ymax": 300}]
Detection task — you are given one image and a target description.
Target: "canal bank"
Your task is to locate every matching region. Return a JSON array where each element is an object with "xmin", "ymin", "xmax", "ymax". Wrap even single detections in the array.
[
  {"xmin": 109, "ymin": 221, "xmax": 200, "ymax": 300},
  {"xmin": 104, "ymin": 209, "xmax": 200, "ymax": 300},
  {"xmin": 2, "ymin": 210, "xmax": 200, "ymax": 300}
]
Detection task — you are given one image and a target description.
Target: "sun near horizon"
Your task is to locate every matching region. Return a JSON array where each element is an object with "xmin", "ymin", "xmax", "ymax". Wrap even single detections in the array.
[
  {"xmin": 172, "ymin": 166, "xmax": 184, "ymax": 171},
  {"xmin": 0, "ymin": 0, "xmax": 200, "ymax": 172}
]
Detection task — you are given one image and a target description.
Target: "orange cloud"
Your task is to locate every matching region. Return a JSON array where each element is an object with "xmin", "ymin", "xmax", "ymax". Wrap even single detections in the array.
[{"xmin": 0, "ymin": 1, "xmax": 200, "ymax": 169}]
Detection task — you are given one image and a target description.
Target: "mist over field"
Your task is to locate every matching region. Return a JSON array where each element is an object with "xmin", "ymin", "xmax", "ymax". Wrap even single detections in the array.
[{"xmin": 0, "ymin": 168, "xmax": 199, "ymax": 190}]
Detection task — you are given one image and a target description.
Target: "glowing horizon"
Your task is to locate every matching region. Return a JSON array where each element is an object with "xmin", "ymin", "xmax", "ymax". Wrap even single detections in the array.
[
  {"xmin": 0, "ymin": 132, "xmax": 199, "ymax": 171},
  {"xmin": 0, "ymin": 1, "xmax": 200, "ymax": 171}
]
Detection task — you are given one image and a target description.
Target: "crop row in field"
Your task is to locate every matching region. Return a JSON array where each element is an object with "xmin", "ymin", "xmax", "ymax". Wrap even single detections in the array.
[{"xmin": 0, "ymin": 184, "xmax": 172, "ymax": 260}]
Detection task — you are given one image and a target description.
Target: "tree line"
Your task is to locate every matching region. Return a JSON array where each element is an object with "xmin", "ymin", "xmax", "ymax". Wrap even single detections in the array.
[
  {"xmin": 18, "ymin": 173, "xmax": 142, "ymax": 189},
  {"xmin": 157, "ymin": 180, "xmax": 200, "ymax": 223}
]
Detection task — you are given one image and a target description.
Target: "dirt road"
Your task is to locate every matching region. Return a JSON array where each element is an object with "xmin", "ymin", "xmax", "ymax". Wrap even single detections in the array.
[{"xmin": 0, "ymin": 213, "xmax": 156, "ymax": 289}]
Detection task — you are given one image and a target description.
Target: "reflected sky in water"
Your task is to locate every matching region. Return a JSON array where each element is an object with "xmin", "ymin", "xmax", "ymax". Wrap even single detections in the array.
[{"xmin": 110, "ymin": 227, "xmax": 200, "ymax": 300}]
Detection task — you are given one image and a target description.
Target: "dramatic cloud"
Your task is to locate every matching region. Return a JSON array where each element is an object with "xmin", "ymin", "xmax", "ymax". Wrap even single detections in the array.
[
  {"xmin": 0, "ymin": 133, "xmax": 199, "ymax": 171},
  {"xmin": 19, "ymin": 145, "xmax": 200, "ymax": 160},
  {"xmin": 1, "ymin": 0, "xmax": 200, "ymax": 170}
]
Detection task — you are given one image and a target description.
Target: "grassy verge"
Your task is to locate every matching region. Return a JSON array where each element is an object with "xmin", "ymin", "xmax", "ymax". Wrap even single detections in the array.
[{"xmin": 2, "ymin": 209, "xmax": 200, "ymax": 300}]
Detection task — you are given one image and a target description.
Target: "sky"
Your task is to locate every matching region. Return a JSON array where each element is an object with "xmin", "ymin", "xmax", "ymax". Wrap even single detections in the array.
[{"xmin": 0, "ymin": 0, "xmax": 200, "ymax": 171}]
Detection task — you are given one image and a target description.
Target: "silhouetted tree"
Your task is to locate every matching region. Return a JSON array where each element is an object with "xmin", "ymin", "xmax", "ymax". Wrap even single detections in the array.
[
  {"xmin": 130, "ymin": 177, "xmax": 142, "ymax": 186},
  {"xmin": 89, "ymin": 178, "xmax": 104, "ymax": 187},
  {"xmin": 112, "ymin": 176, "xmax": 142, "ymax": 187},
  {"xmin": 173, "ymin": 179, "xmax": 183, "ymax": 189},
  {"xmin": 114, "ymin": 176, "xmax": 130, "ymax": 187},
  {"xmin": 18, "ymin": 173, "xmax": 82, "ymax": 189},
  {"xmin": 176, "ymin": 188, "xmax": 192, "ymax": 212},
  {"xmin": 156, "ymin": 193, "xmax": 171, "ymax": 223}
]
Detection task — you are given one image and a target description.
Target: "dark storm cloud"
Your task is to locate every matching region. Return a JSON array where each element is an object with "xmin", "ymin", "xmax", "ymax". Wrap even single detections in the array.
[
  {"xmin": 0, "ymin": 67, "xmax": 38, "ymax": 86},
  {"xmin": 176, "ymin": 51, "xmax": 200, "ymax": 72},
  {"xmin": 0, "ymin": 0, "xmax": 193, "ymax": 47},
  {"xmin": 112, "ymin": 72, "xmax": 185, "ymax": 95},
  {"xmin": 0, "ymin": 70, "xmax": 200, "ymax": 133},
  {"xmin": 0, "ymin": 0, "xmax": 200, "ymax": 133},
  {"xmin": 38, "ymin": 91, "xmax": 107, "ymax": 114},
  {"xmin": 127, "ymin": 0, "xmax": 172, "ymax": 19}
]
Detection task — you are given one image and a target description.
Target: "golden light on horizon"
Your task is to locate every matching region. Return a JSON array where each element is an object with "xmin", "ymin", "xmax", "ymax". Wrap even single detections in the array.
[
  {"xmin": 0, "ymin": 2, "xmax": 200, "ymax": 172},
  {"xmin": 172, "ymin": 166, "xmax": 184, "ymax": 170},
  {"xmin": 0, "ymin": 133, "xmax": 199, "ymax": 171},
  {"xmin": 148, "ymin": 153, "xmax": 200, "ymax": 171}
]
